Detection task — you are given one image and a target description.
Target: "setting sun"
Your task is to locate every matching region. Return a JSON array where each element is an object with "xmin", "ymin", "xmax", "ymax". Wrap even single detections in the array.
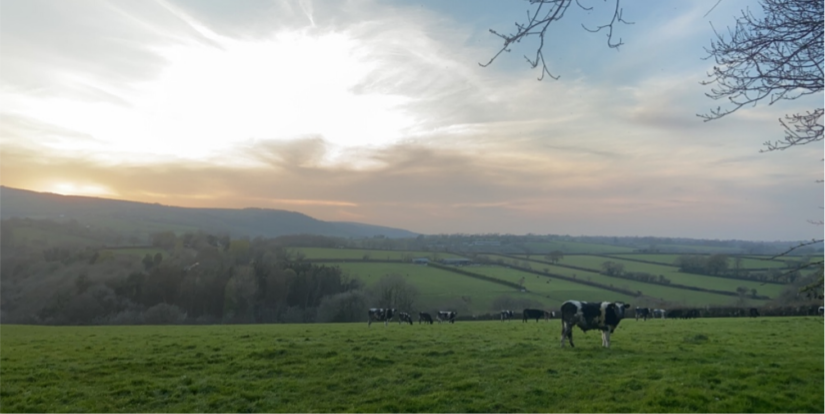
[{"xmin": 45, "ymin": 182, "xmax": 116, "ymax": 197}]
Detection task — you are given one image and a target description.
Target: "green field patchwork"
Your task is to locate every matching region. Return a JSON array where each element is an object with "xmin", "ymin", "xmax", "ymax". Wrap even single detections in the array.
[
  {"xmin": 295, "ymin": 248, "xmax": 465, "ymax": 261},
  {"xmin": 522, "ymin": 241, "xmax": 636, "ymax": 254},
  {"xmin": 607, "ymin": 253, "xmax": 806, "ymax": 270},
  {"xmin": 331, "ymin": 262, "xmax": 523, "ymax": 313},
  {"xmin": 463, "ymin": 266, "xmax": 636, "ymax": 307},
  {"xmin": 553, "ymin": 256, "xmax": 786, "ymax": 299},
  {"xmin": 11, "ymin": 227, "xmax": 101, "ymax": 247},
  {"xmin": 532, "ymin": 263, "xmax": 764, "ymax": 307}
]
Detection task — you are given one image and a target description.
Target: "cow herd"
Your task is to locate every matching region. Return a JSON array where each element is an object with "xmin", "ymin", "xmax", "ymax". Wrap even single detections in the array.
[
  {"xmin": 369, "ymin": 301, "xmax": 632, "ymax": 348},
  {"xmin": 369, "ymin": 301, "xmax": 824, "ymax": 349},
  {"xmin": 368, "ymin": 308, "xmax": 456, "ymax": 327}
]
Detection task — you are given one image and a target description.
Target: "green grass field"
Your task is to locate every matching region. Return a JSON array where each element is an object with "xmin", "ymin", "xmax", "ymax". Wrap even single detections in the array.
[
  {"xmin": 11, "ymin": 227, "xmax": 101, "ymax": 247},
  {"xmin": 464, "ymin": 266, "xmax": 636, "ymax": 307},
  {"xmin": 332, "ymin": 262, "xmax": 522, "ymax": 313},
  {"xmin": 607, "ymin": 254, "xmax": 803, "ymax": 270},
  {"xmin": 295, "ymin": 248, "xmax": 466, "ymax": 261},
  {"xmin": 485, "ymin": 255, "xmax": 766, "ymax": 307},
  {"xmin": 1, "ymin": 318, "xmax": 822, "ymax": 412},
  {"xmin": 548, "ymin": 255, "xmax": 785, "ymax": 298},
  {"xmin": 523, "ymin": 241, "xmax": 636, "ymax": 254},
  {"xmin": 333, "ymin": 262, "xmax": 639, "ymax": 313},
  {"xmin": 329, "ymin": 258, "xmax": 768, "ymax": 311}
]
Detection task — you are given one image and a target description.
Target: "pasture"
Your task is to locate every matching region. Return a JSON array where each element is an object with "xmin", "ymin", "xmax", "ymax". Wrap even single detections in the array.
[
  {"xmin": 486, "ymin": 254, "xmax": 771, "ymax": 306},
  {"xmin": 332, "ymin": 262, "xmax": 523, "ymax": 312},
  {"xmin": 463, "ymin": 265, "xmax": 636, "ymax": 306},
  {"xmin": 330, "ymin": 259, "xmax": 768, "ymax": 312},
  {"xmin": 543, "ymin": 255, "xmax": 786, "ymax": 298},
  {"xmin": 295, "ymin": 248, "xmax": 465, "ymax": 261},
  {"xmin": 606, "ymin": 254, "xmax": 801, "ymax": 270},
  {"xmin": 1, "ymin": 318, "xmax": 822, "ymax": 413},
  {"xmin": 522, "ymin": 241, "xmax": 635, "ymax": 254}
]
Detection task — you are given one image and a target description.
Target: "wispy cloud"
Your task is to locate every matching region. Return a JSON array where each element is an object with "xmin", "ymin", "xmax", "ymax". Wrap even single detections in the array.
[{"xmin": 1, "ymin": 0, "xmax": 821, "ymax": 241}]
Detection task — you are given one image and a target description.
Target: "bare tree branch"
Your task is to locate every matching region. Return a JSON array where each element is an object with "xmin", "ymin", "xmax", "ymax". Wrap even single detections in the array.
[
  {"xmin": 762, "ymin": 108, "xmax": 824, "ymax": 152},
  {"xmin": 698, "ymin": 0, "xmax": 824, "ymax": 150},
  {"xmin": 704, "ymin": 0, "xmax": 724, "ymax": 18},
  {"xmin": 769, "ymin": 238, "xmax": 824, "ymax": 260},
  {"xmin": 480, "ymin": 0, "xmax": 632, "ymax": 80}
]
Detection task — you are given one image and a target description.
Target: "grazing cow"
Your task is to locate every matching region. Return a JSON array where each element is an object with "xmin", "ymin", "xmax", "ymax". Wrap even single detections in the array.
[
  {"xmin": 560, "ymin": 300, "xmax": 630, "ymax": 348},
  {"xmin": 635, "ymin": 307, "xmax": 651, "ymax": 321},
  {"xmin": 367, "ymin": 308, "xmax": 395, "ymax": 327},
  {"xmin": 522, "ymin": 308, "xmax": 549, "ymax": 322},
  {"xmin": 667, "ymin": 309, "xmax": 684, "ymax": 319},
  {"xmin": 398, "ymin": 312, "xmax": 413, "ymax": 325},
  {"xmin": 437, "ymin": 311, "xmax": 457, "ymax": 324},
  {"xmin": 748, "ymin": 308, "xmax": 760, "ymax": 318},
  {"xmin": 418, "ymin": 312, "xmax": 433, "ymax": 324},
  {"xmin": 500, "ymin": 310, "xmax": 514, "ymax": 321},
  {"xmin": 653, "ymin": 309, "xmax": 666, "ymax": 319}
]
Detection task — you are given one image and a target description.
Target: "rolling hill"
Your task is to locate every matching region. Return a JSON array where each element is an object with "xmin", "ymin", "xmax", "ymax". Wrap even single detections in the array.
[{"xmin": 0, "ymin": 186, "xmax": 418, "ymax": 240}]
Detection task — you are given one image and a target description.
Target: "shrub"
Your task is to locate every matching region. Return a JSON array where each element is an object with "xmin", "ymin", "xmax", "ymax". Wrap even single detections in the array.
[
  {"xmin": 316, "ymin": 290, "xmax": 370, "ymax": 323},
  {"xmin": 143, "ymin": 303, "xmax": 187, "ymax": 325}
]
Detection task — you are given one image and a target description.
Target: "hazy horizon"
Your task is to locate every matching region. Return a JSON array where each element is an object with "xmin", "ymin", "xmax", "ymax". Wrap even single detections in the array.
[
  {"xmin": 1, "ymin": 0, "xmax": 822, "ymax": 241},
  {"xmin": 2, "ymin": 185, "xmax": 815, "ymax": 244}
]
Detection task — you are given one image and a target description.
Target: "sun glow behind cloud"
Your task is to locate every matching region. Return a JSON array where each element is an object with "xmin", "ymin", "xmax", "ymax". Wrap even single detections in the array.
[
  {"xmin": 3, "ymin": 20, "xmax": 419, "ymax": 166},
  {"xmin": 47, "ymin": 182, "xmax": 116, "ymax": 197}
]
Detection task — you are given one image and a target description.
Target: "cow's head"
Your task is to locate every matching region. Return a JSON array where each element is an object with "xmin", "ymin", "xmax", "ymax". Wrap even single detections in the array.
[
  {"xmin": 603, "ymin": 302, "xmax": 630, "ymax": 332},
  {"xmin": 614, "ymin": 302, "xmax": 630, "ymax": 318}
]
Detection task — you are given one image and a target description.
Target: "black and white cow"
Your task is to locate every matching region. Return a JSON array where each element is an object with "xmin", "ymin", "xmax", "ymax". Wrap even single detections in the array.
[
  {"xmin": 634, "ymin": 307, "xmax": 651, "ymax": 321},
  {"xmin": 437, "ymin": 311, "xmax": 457, "ymax": 324},
  {"xmin": 667, "ymin": 309, "xmax": 683, "ymax": 319},
  {"xmin": 418, "ymin": 312, "xmax": 433, "ymax": 324},
  {"xmin": 367, "ymin": 308, "xmax": 395, "ymax": 327},
  {"xmin": 560, "ymin": 300, "xmax": 630, "ymax": 348},
  {"xmin": 653, "ymin": 309, "xmax": 666, "ymax": 319},
  {"xmin": 398, "ymin": 312, "xmax": 413, "ymax": 325},
  {"xmin": 748, "ymin": 308, "xmax": 760, "ymax": 318},
  {"xmin": 522, "ymin": 308, "xmax": 549, "ymax": 322},
  {"xmin": 500, "ymin": 310, "xmax": 514, "ymax": 321}
]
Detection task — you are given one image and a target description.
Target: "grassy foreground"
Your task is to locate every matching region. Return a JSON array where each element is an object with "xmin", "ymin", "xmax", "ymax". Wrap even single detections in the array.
[{"xmin": 1, "ymin": 318, "xmax": 823, "ymax": 413}]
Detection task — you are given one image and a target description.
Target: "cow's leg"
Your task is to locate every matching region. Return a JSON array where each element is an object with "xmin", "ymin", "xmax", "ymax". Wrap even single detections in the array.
[
  {"xmin": 602, "ymin": 330, "xmax": 611, "ymax": 348},
  {"xmin": 560, "ymin": 323, "xmax": 574, "ymax": 348},
  {"xmin": 560, "ymin": 325, "xmax": 566, "ymax": 348}
]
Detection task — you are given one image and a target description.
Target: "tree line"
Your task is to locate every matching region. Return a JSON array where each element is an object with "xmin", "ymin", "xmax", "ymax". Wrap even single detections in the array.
[{"xmin": 0, "ymin": 224, "xmax": 423, "ymax": 325}]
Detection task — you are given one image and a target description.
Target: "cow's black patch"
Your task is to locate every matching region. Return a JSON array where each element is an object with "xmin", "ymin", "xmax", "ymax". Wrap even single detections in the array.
[{"xmin": 522, "ymin": 308, "xmax": 548, "ymax": 322}]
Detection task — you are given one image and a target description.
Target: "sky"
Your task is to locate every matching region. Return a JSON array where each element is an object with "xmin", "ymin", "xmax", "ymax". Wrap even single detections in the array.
[{"xmin": 1, "ymin": 0, "xmax": 822, "ymax": 241}]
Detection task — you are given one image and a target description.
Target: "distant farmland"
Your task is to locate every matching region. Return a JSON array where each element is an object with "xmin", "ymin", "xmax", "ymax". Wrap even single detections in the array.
[
  {"xmin": 507, "ymin": 254, "xmax": 786, "ymax": 299},
  {"xmin": 297, "ymin": 248, "xmax": 782, "ymax": 313}
]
